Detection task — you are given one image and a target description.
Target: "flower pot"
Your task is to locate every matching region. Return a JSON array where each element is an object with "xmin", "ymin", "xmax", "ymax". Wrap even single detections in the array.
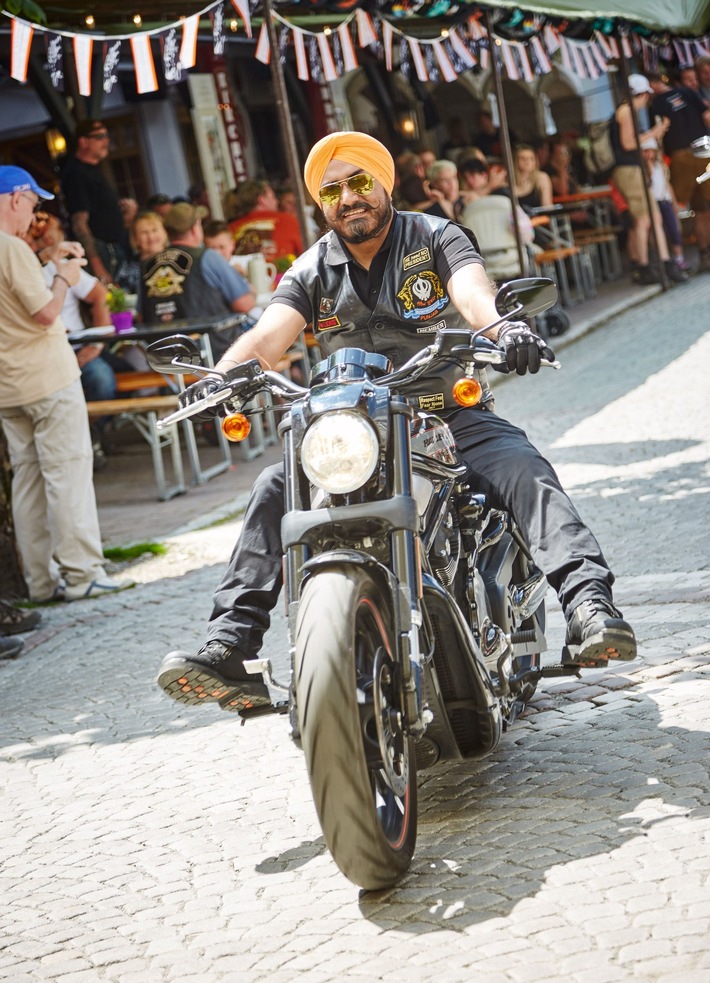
[{"xmin": 110, "ymin": 311, "xmax": 134, "ymax": 333}]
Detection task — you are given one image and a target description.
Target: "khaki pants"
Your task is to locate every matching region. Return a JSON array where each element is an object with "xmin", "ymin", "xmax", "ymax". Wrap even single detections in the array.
[{"xmin": 0, "ymin": 380, "xmax": 106, "ymax": 600}]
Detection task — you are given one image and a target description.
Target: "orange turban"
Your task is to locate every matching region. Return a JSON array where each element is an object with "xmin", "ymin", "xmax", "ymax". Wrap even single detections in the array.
[{"xmin": 304, "ymin": 131, "xmax": 395, "ymax": 205}]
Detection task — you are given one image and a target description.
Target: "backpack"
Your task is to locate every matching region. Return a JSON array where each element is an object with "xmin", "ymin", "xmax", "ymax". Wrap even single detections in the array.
[{"xmin": 583, "ymin": 119, "xmax": 615, "ymax": 179}]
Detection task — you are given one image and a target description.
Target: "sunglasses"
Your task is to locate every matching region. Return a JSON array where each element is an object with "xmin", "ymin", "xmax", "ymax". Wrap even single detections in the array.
[
  {"xmin": 87, "ymin": 131, "xmax": 110, "ymax": 140},
  {"xmin": 318, "ymin": 172, "xmax": 375, "ymax": 207}
]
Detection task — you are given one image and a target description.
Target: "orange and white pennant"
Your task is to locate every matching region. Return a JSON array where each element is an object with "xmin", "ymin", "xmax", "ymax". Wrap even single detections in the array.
[
  {"xmin": 432, "ymin": 40, "xmax": 457, "ymax": 82},
  {"xmin": 500, "ymin": 41, "xmax": 520, "ymax": 80},
  {"xmin": 408, "ymin": 39, "xmax": 428, "ymax": 82},
  {"xmin": 382, "ymin": 21, "xmax": 394, "ymax": 72},
  {"xmin": 355, "ymin": 9, "xmax": 378, "ymax": 48},
  {"xmin": 10, "ymin": 18, "xmax": 33, "ymax": 82},
  {"xmin": 293, "ymin": 29, "xmax": 309, "ymax": 81},
  {"xmin": 255, "ymin": 22, "xmax": 271, "ymax": 64},
  {"xmin": 73, "ymin": 35, "xmax": 93, "ymax": 96},
  {"xmin": 316, "ymin": 32, "xmax": 338, "ymax": 82},
  {"xmin": 131, "ymin": 35, "xmax": 158, "ymax": 93},
  {"xmin": 229, "ymin": 0, "xmax": 252, "ymax": 39},
  {"xmin": 530, "ymin": 36, "xmax": 551, "ymax": 73},
  {"xmin": 337, "ymin": 22, "xmax": 358, "ymax": 73},
  {"xmin": 180, "ymin": 14, "xmax": 199, "ymax": 68}
]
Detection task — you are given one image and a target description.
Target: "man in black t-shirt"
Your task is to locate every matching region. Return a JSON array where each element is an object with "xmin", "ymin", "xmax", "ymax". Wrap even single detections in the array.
[
  {"xmin": 60, "ymin": 119, "xmax": 131, "ymax": 286},
  {"xmin": 649, "ymin": 72, "xmax": 710, "ymax": 271}
]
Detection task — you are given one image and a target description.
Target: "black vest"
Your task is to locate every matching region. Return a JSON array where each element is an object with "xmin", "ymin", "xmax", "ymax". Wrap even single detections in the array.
[{"xmin": 289, "ymin": 211, "xmax": 492, "ymax": 412}]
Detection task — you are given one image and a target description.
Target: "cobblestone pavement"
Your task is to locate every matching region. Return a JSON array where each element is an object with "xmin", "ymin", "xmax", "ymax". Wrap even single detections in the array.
[{"xmin": 1, "ymin": 278, "xmax": 709, "ymax": 982}]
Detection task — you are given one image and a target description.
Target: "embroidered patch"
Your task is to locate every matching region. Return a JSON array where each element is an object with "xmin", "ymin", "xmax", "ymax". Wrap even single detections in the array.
[
  {"xmin": 396, "ymin": 270, "xmax": 447, "ymax": 321},
  {"xmin": 403, "ymin": 247, "xmax": 431, "ymax": 271},
  {"xmin": 416, "ymin": 318, "xmax": 446, "ymax": 334},
  {"xmin": 417, "ymin": 393, "xmax": 445, "ymax": 411},
  {"xmin": 144, "ymin": 264, "xmax": 186, "ymax": 298},
  {"xmin": 319, "ymin": 297, "xmax": 334, "ymax": 314},
  {"xmin": 317, "ymin": 316, "xmax": 341, "ymax": 331}
]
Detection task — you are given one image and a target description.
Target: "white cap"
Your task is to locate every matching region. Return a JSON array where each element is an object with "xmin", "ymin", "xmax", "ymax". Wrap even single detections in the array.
[{"xmin": 629, "ymin": 73, "xmax": 653, "ymax": 96}]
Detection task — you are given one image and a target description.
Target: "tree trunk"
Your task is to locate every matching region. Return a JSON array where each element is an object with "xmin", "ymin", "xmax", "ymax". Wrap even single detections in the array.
[{"xmin": 0, "ymin": 425, "xmax": 28, "ymax": 599}]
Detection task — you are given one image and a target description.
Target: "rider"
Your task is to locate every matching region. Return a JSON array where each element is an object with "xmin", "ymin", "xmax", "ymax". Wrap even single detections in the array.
[{"xmin": 157, "ymin": 131, "xmax": 637, "ymax": 716}]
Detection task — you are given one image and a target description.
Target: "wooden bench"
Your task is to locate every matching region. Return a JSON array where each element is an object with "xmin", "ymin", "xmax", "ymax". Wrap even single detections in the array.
[
  {"xmin": 86, "ymin": 395, "xmax": 185, "ymax": 501},
  {"xmin": 533, "ymin": 246, "xmax": 591, "ymax": 306}
]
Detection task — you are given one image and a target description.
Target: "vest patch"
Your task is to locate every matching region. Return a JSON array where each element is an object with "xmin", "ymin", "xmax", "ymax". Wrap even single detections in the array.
[
  {"xmin": 144, "ymin": 264, "xmax": 186, "ymax": 298},
  {"xmin": 318, "ymin": 316, "xmax": 341, "ymax": 331},
  {"xmin": 416, "ymin": 318, "xmax": 446, "ymax": 334},
  {"xmin": 319, "ymin": 297, "xmax": 335, "ymax": 314},
  {"xmin": 417, "ymin": 393, "xmax": 446, "ymax": 411},
  {"xmin": 396, "ymin": 270, "xmax": 447, "ymax": 321},
  {"xmin": 403, "ymin": 247, "xmax": 431, "ymax": 270}
]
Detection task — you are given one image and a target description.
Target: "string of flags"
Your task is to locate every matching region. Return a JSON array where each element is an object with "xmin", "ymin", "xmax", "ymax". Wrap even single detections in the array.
[{"xmin": 4, "ymin": 2, "xmax": 710, "ymax": 97}]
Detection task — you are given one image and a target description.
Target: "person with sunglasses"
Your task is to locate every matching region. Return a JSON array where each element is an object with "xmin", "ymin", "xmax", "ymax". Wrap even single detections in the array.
[
  {"xmin": 155, "ymin": 132, "xmax": 636, "ymax": 716},
  {"xmin": 0, "ymin": 166, "xmax": 135, "ymax": 602},
  {"xmin": 60, "ymin": 119, "xmax": 131, "ymax": 288}
]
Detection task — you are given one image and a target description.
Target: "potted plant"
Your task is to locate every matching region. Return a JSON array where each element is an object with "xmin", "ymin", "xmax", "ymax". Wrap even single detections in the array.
[{"xmin": 106, "ymin": 284, "xmax": 134, "ymax": 333}]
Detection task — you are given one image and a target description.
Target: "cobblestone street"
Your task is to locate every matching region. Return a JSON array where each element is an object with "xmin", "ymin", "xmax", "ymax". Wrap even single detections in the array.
[{"xmin": 1, "ymin": 278, "xmax": 709, "ymax": 982}]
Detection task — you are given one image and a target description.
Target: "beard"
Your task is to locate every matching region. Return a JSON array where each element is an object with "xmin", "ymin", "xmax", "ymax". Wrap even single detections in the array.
[{"xmin": 327, "ymin": 196, "xmax": 393, "ymax": 244}]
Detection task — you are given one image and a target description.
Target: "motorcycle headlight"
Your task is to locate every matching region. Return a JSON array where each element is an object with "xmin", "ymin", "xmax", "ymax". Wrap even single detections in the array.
[{"xmin": 301, "ymin": 411, "xmax": 379, "ymax": 494}]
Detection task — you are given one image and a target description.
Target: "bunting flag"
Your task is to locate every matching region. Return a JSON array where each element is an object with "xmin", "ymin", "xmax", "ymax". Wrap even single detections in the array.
[
  {"xmin": 131, "ymin": 35, "xmax": 158, "ymax": 93},
  {"xmin": 162, "ymin": 28, "xmax": 183, "ymax": 84},
  {"xmin": 382, "ymin": 20, "xmax": 394, "ymax": 71},
  {"xmin": 530, "ymin": 35, "xmax": 552, "ymax": 73},
  {"xmin": 180, "ymin": 14, "xmax": 199, "ymax": 69},
  {"xmin": 293, "ymin": 29, "xmax": 309, "ymax": 81},
  {"xmin": 432, "ymin": 40, "xmax": 457, "ymax": 83},
  {"xmin": 355, "ymin": 9, "xmax": 378, "ymax": 48},
  {"xmin": 316, "ymin": 32, "xmax": 338, "ymax": 82},
  {"xmin": 103, "ymin": 40, "xmax": 121, "ymax": 93},
  {"xmin": 673, "ymin": 38, "xmax": 694, "ymax": 65},
  {"xmin": 46, "ymin": 34, "xmax": 64, "ymax": 90},
  {"xmin": 337, "ymin": 21, "xmax": 358, "ymax": 73},
  {"xmin": 501, "ymin": 41, "xmax": 519, "ymax": 80},
  {"xmin": 10, "ymin": 18, "xmax": 33, "ymax": 82},
  {"xmin": 620, "ymin": 34, "xmax": 633, "ymax": 58},
  {"xmin": 448, "ymin": 29, "xmax": 476, "ymax": 68},
  {"xmin": 543, "ymin": 25, "xmax": 561, "ymax": 54},
  {"xmin": 408, "ymin": 38, "xmax": 428, "ymax": 82},
  {"xmin": 73, "ymin": 35, "xmax": 93, "ymax": 95},
  {"xmin": 255, "ymin": 22, "xmax": 270, "ymax": 64},
  {"xmin": 229, "ymin": 0, "xmax": 252, "ymax": 39},
  {"xmin": 211, "ymin": 4, "xmax": 226, "ymax": 56}
]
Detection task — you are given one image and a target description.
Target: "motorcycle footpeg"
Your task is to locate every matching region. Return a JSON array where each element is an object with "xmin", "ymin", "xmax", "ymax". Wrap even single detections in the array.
[
  {"xmin": 243, "ymin": 657, "xmax": 289, "ymax": 697},
  {"xmin": 239, "ymin": 700, "xmax": 289, "ymax": 724},
  {"xmin": 538, "ymin": 663, "xmax": 582, "ymax": 678}
]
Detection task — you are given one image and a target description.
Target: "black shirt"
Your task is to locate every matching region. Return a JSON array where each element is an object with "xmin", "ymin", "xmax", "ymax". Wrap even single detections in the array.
[
  {"xmin": 651, "ymin": 87, "xmax": 708, "ymax": 153},
  {"xmin": 271, "ymin": 211, "xmax": 483, "ymax": 322},
  {"xmin": 60, "ymin": 157, "xmax": 127, "ymax": 246}
]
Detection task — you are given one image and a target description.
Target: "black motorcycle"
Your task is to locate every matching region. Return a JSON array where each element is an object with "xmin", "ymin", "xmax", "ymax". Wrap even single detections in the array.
[{"xmin": 147, "ymin": 276, "xmax": 580, "ymax": 891}]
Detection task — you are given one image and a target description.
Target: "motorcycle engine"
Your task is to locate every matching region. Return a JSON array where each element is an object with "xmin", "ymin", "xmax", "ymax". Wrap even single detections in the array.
[{"xmin": 430, "ymin": 508, "xmax": 460, "ymax": 587}]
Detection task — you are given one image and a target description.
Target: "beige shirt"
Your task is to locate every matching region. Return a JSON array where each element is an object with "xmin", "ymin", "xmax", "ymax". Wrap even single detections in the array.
[{"xmin": 0, "ymin": 231, "xmax": 80, "ymax": 408}]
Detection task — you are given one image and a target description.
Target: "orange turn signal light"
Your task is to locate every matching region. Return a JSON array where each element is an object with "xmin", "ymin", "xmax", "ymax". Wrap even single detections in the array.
[
  {"xmin": 452, "ymin": 378, "xmax": 482, "ymax": 407},
  {"xmin": 221, "ymin": 413, "xmax": 251, "ymax": 442}
]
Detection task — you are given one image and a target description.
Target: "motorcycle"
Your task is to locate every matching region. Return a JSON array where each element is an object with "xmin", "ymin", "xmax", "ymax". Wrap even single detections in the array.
[{"xmin": 146, "ymin": 276, "xmax": 581, "ymax": 891}]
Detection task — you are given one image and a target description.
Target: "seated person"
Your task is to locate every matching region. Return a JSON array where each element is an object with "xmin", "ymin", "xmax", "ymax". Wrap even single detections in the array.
[{"xmin": 141, "ymin": 203, "xmax": 256, "ymax": 361}]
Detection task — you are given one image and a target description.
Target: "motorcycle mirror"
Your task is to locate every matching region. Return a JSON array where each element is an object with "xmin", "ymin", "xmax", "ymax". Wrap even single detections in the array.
[
  {"xmin": 145, "ymin": 335, "xmax": 203, "ymax": 374},
  {"xmin": 495, "ymin": 278, "xmax": 558, "ymax": 318}
]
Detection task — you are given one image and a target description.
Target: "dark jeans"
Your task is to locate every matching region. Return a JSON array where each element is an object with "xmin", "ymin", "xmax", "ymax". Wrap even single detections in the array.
[{"xmin": 206, "ymin": 407, "xmax": 614, "ymax": 658}]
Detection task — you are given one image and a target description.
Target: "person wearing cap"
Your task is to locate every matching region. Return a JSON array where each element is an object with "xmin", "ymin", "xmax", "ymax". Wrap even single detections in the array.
[
  {"xmin": 641, "ymin": 137, "xmax": 692, "ymax": 274},
  {"xmin": 140, "ymin": 202, "xmax": 256, "ymax": 360},
  {"xmin": 0, "ymin": 166, "xmax": 134, "ymax": 602},
  {"xmin": 609, "ymin": 75, "xmax": 686, "ymax": 284},
  {"xmin": 153, "ymin": 130, "xmax": 636, "ymax": 718},
  {"xmin": 60, "ymin": 119, "xmax": 131, "ymax": 287},
  {"xmin": 648, "ymin": 70, "xmax": 710, "ymax": 273}
]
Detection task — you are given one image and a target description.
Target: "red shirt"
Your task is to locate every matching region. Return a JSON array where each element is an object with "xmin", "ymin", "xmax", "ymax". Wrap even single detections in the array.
[{"xmin": 229, "ymin": 209, "xmax": 303, "ymax": 262}]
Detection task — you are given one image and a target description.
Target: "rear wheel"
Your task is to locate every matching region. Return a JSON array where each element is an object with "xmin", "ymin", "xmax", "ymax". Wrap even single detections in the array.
[{"xmin": 295, "ymin": 566, "xmax": 417, "ymax": 890}]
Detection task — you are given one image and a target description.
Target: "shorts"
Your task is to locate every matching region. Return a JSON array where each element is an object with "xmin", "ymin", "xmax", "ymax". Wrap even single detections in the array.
[
  {"xmin": 669, "ymin": 149, "xmax": 710, "ymax": 210},
  {"xmin": 612, "ymin": 166, "xmax": 659, "ymax": 221}
]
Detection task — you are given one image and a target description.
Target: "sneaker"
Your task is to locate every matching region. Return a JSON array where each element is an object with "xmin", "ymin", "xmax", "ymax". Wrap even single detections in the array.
[
  {"xmin": 30, "ymin": 584, "xmax": 66, "ymax": 604},
  {"xmin": 157, "ymin": 640, "xmax": 272, "ymax": 716},
  {"xmin": 664, "ymin": 260, "xmax": 689, "ymax": 284},
  {"xmin": 64, "ymin": 577, "xmax": 136, "ymax": 601},
  {"xmin": 0, "ymin": 600, "xmax": 42, "ymax": 636},
  {"xmin": 635, "ymin": 264, "xmax": 660, "ymax": 285},
  {"xmin": 0, "ymin": 636, "xmax": 23, "ymax": 660},
  {"xmin": 562, "ymin": 599, "xmax": 637, "ymax": 668}
]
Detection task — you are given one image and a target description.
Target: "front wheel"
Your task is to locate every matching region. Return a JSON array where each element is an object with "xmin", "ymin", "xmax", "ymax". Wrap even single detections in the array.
[{"xmin": 295, "ymin": 566, "xmax": 417, "ymax": 890}]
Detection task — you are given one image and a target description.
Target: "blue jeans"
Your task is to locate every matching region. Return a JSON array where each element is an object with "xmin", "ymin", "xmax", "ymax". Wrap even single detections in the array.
[{"xmin": 81, "ymin": 354, "xmax": 117, "ymax": 402}]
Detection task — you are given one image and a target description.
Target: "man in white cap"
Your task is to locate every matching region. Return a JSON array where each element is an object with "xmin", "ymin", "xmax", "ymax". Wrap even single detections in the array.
[{"xmin": 0, "ymin": 165, "xmax": 134, "ymax": 602}]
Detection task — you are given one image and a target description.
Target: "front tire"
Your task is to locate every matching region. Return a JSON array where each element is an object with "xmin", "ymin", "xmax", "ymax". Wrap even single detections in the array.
[{"xmin": 295, "ymin": 566, "xmax": 417, "ymax": 890}]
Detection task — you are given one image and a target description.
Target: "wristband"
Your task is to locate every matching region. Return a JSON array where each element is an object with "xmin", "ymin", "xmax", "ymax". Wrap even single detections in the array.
[{"xmin": 53, "ymin": 273, "xmax": 71, "ymax": 289}]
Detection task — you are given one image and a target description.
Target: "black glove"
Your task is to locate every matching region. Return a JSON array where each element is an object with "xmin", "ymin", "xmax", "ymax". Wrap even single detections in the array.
[
  {"xmin": 178, "ymin": 377, "xmax": 223, "ymax": 423},
  {"xmin": 496, "ymin": 322, "xmax": 555, "ymax": 376}
]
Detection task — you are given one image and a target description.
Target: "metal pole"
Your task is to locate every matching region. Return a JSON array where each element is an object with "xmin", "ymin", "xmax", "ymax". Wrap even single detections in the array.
[
  {"xmin": 484, "ymin": 9, "xmax": 526, "ymax": 277},
  {"xmin": 261, "ymin": 0, "xmax": 311, "ymax": 249},
  {"xmin": 617, "ymin": 56, "xmax": 668, "ymax": 291}
]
